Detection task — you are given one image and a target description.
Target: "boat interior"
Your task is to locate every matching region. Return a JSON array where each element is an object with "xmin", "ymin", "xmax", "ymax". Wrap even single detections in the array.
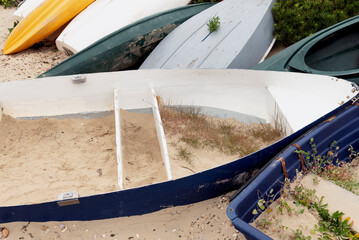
[
  {"xmin": 304, "ymin": 22, "xmax": 359, "ymax": 72},
  {"xmin": 0, "ymin": 70, "xmax": 354, "ymax": 205}
]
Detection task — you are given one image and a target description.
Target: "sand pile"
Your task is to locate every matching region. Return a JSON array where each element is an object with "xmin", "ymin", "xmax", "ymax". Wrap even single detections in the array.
[{"xmin": 0, "ymin": 114, "xmax": 119, "ymax": 206}]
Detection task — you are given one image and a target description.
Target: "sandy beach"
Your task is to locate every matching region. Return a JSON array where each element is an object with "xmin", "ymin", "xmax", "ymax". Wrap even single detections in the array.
[
  {"xmin": 0, "ymin": 8, "xmax": 68, "ymax": 82},
  {"xmin": 0, "ymin": 7, "xmax": 245, "ymax": 240}
]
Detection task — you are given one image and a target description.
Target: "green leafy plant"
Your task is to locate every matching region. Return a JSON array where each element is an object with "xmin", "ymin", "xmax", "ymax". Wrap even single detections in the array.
[
  {"xmin": 176, "ymin": 146, "xmax": 194, "ymax": 164},
  {"xmin": 272, "ymin": 0, "xmax": 359, "ymax": 46},
  {"xmin": 292, "ymin": 227, "xmax": 312, "ymax": 240},
  {"xmin": 207, "ymin": 16, "xmax": 220, "ymax": 33},
  {"xmin": 252, "ymin": 179, "xmax": 291, "ymax": 216},
  {"xmin": 0, "ymin": 0, "xmax": 19, "ymax": 8},
  {"xmin": 8, "ymin": 20, "xmax": 19, "ymax": 34},
  {"xmin": 252, "ymin": 188, "xmax": 275, "ymax": 216},
  {"xmin": 295, "ymin": 139, "xmax": 359, "ymax": 195},
  {"xmin": 292, "ymin": 185, "xmax": 359, "ymax": 240}
]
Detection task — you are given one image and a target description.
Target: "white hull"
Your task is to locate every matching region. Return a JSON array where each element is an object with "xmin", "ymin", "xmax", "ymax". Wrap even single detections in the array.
[
  {"xmin": 55, "ymin": 0, "xmax": 191, "ymax": 55},
  {"xmin": 140, "ymin": 0, "xmax": 275, "ymax": 69},
  {"xmin": 13, "ymin": 0, "xmax": 45, "ymax": 21},
  {"xmin": 0, "ymin": 69, "xmax": 355, "ymax": 189}
]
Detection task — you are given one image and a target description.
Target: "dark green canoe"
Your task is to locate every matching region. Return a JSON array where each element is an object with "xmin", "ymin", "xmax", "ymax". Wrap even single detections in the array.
[
  {"xmin": 255, "ymin": 15, "xmax": 359, "ymax": 85},
  {"xmin": 38, "ymin": 3, "xmax": 215, "ymax": 78}
]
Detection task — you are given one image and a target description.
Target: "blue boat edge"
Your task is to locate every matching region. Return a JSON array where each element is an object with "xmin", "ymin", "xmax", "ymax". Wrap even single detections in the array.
[{"xmin": 227, "ymin": 98, "xmax": 359, "ymax": 240}]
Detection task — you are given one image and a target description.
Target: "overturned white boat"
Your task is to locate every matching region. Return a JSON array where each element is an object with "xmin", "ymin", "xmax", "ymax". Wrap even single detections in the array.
[
  {"xmin": 12, "ymin": 0, "xmax": 45, "ymax": 21},
  {"xmin": 140, "ymin": 0, "xmax": 275, "ymax": 69},
  {"xmin": 55, "ymin": 0, "xmax": 191, "ymax": 55}
]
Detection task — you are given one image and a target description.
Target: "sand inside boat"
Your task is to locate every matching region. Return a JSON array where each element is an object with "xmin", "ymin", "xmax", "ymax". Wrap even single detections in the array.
[
  {"xmin": 0, "ymin": 107, "xmax": 282, "ymax": 206},
  {"xmin": 252, "ymin": 163, "xmax": 359, "ymax": 239},
  {"xmin": 120, "ymin": 109, "xmax": 167, "ymax": 189},
  {"xmin": 160, "ymin": 105, "xmax": 283, "ymax": 180},
  {"xmin": 0, "ymin": 114, "xmax": 119, "ymax": 206}
]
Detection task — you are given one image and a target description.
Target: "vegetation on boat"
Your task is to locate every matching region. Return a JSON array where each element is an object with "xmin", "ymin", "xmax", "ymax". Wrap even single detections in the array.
[
  {"xmin": 207, "ymin": 16, "xmax": 220, "ymax": 33},
  {"xmin": 272, "ymin": 0, "xmax": 359, "ymax": 46},
  {"xmin": 159, "ymin": 104, "xmax": 285, "ymax": 162},
  {"xmin": 291, "ymin": 183, "xmax": 358, "ymax": 240},
  {"xmin": 252, "ymin": 140, "xmax": 359, "ymax": 239},
  {"xmin": 295, "ymin": 139, "xmax": 359, "ymax": 195},
  {"xmin": 253, "ymin": 178, "xmax": 359, "ymax": 239}
]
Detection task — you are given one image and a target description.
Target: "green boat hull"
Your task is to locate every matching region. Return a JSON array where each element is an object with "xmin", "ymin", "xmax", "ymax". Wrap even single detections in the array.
[
  {"xmin": 38, "ymin": 3, "xmax": 215, "ymax": 78},
  {"xmin": 255, "ymin": 15, "xmax": 359, "ymax": 85}
]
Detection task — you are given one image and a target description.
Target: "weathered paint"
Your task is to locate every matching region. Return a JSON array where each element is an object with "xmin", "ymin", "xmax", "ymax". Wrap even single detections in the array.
[
  {"xmin": 39, "ymin": 3, "xmax": 214, "ymax": 77},
  {"xmin": 56, "ymin": 0, "xmax": 192, "ymax": 54}
]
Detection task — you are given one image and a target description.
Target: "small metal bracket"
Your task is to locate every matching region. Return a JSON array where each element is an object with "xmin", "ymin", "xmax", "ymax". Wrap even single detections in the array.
[
  {"xmin": 352, "ymin": 94, "xmax": 359, "ymax": 105},
  {"xmin": 71, "ymin": 75, "xmax": 86, "ymax": 84},
  {"xmin": 57, "ymin": 191, "xmax": 80, "ymax": 207},
  {"xmin": 351, "ymin": 83, "xmax": 359, "ymax": 105},
  {"xmin": 277, "ymin": 157, "xmax": 288, "ymax": 179},
  {"xmin": 293, "ymin": 144, "xmax": 307, "ymax": 172},
  {"xmin": 352, "ymin": 82, "xmax": 359, "ymax": 92}
]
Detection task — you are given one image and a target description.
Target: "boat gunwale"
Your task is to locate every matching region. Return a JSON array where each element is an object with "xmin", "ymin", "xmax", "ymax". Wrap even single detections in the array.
[
  {"xmin": 288, "ymin": 15, "xmax": 359, "ymax": 77},
  {"xmin": 226, "ymin": 98, "xmax": 359, "ymax": 240}
]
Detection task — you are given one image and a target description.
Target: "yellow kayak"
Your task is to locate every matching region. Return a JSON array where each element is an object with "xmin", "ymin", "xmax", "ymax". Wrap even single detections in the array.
[{"xmin": 3, "ymin": 0, "xmax": 95, "ymax": 55}]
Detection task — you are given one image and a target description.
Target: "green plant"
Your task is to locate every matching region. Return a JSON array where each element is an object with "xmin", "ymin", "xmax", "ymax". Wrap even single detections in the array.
[
  {"xmin": 207, "ymin": 16, "xmax": 220, "ymax": 33},
  {"xmin": 8, "ymin": 20, "xmax": 19, "ymax": 34},
  {"xmin": 291, "ymin": 185, "xmax": 359, "ymax": 240},
  {"xmin": 295, "ymin": 139, "xmax": 359, "ymax": 195},
  {"xmin": 201, "ymin": 16, "xmax": 221, "ymax": 41},
  {"xmin": 295, "ymin": 138, "xmax": 339, "ymax": 174},
  {"xmin": 272, "ymin": 0, "xmax": 359, "ymax": 46},
  {"xmin": 348, "ymin": 145, "xmax": 359, "ymax": 160},
  {"xmin": 252, "ymin": 188, "xmax": 275, "ymax": 216},
  {"xmin": 176, "ymin": 146, "xmax": 193, "ymax": 164},
  {"xmin": 0, "ymin": 0, "xmax": 18, "ymax": 8},
  {"xmin": 251, "ymin": 189, "xmax": 276, "ymax": 231},
  {"xmin": 293, "ymin": 227, "xmax": 312, "ymax": 240}
]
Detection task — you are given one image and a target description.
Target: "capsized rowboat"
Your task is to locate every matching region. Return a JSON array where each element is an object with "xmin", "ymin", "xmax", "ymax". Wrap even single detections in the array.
[
  {"xmin": 140, "ymin": 0, "xmax": 275, "ymax": 69},
  {"xmin": 255, "ymin": 15, "xmax": 359, "ymax": 85},
  {"xmin": 0, "ymin": 69, "xmax": 356, "ymax": 223},
  {"xmin": 12, "ymin": 0, "xmax": 45, "ymax": 21},
  {"xmin": 55, "ymin": 0, "xmax": 192, "ymax": 55}
]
